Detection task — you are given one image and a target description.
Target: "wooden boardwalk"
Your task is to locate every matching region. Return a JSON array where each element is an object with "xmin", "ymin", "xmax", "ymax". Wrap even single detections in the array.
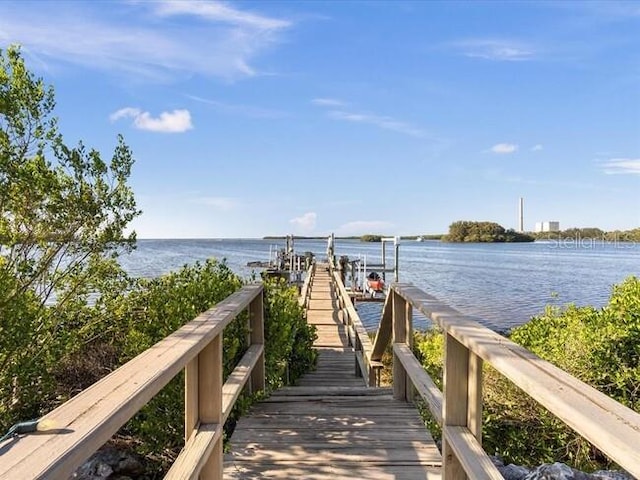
[{"xmin": 224, "ymin": 264, "xmax": 442, "ymax": 479}]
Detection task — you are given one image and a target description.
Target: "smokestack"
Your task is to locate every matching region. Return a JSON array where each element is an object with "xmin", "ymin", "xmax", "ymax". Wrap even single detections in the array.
[{"xmin": 518, "ymin": 197, "xmax": 524, "ymax": 232}]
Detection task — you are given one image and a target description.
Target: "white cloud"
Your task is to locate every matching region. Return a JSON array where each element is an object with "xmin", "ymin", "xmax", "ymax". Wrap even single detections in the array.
[
  {"xmin": 454, "ymin": 39, "xmax": 535, "ymax": 61},
  {"xmin": 312, "ymin": 98, "xmax": 346, "ymax": 107},
  {"xmin": 110, "ymin": 107, "xmax": 193, "ymax": 133},
  {"xmin": 290, "ymin": 212, "xmax": 317, "ymax": 233},
  {"xmin": 328, "ymin": 110, "xmax": 426, "ymax": 138},
  {"xmin": 335, "ymin": 220, "xmax": 394, "ymax": 237},
  {"xmin": 531, "ymin": 144, "xmax": 544, "ymax": 151},
  {"xmin": 601, "ymin": 158, "xmax": 640, "ymax": 175},
  {"xmin": 153, "ymin": 0, "xmax": 291, "ymax": 29},
  {"xmin": 186, "ymin": 94, "xmax": 287, "ymax": 119},
  {"xmin": 0, "ymin": 1, "xmax": 291, "ymax": 81},
  {"xmin": 490, "ymin": 143, "xmax": 518, "ymax": 154}
]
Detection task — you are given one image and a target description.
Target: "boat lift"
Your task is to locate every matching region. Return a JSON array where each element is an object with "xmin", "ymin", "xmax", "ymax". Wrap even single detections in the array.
[{"xmin": 342, "ymin": 236, "xmax": 400, "ymax": 302}]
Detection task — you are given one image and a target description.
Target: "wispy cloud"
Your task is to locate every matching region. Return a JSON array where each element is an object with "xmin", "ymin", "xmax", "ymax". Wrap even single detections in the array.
[
  {"xmin": 0, "ymin": 1, "xmax": 291, "ymax": 81},
  {"xmin": 110, "ymin": 107, "xmax": 193, "ymax": 133},
  {"xmin": 489, "ymin": 143, "xmax": 518, "ymax": 154},
  {"xmin": 311, "ymin": 98, "xmax": 347, "ymax": 107},
  {"xmin": 453, "ymin": 39, "xmax": 535, "ymax": 61},
  {"xmin": 186, "ymin": 94, "xmax": 288, "ymax": 119},
  {"xmin": 335, "ymin": 220, "xmax": 394, "ymax": 236},
  {"xmin": 152, "ymin": 0, "xmax": 291, "ymax": 29},
  {"xmin": 328, "ymin": 110, "xmax": 426, "ymax": 138},
  {"xmin": 531, "ymin": 144, "xmax": 544, "ymax": 152},
  {"xmin": 290, "ymin": 212, "xmax": 317, "ymax": 233},
  {"xmin": 601, "ymin": 158, "xmax": 640, "ymax": 175},
  {"xmin": 311, "ymin": 97, "xmax": 428, "ymax": 138}
]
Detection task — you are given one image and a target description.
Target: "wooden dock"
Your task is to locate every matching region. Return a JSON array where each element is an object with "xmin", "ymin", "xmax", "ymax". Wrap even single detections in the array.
[
  {"xmin": 7, "ymin": 248, "xmax": 640, "ymax": 479},
  {"xmin": 223, "ymin": 264, "xmax": 442, "ymax": 479}
]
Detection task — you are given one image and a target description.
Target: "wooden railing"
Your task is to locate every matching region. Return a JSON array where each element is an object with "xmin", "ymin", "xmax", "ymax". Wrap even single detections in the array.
[
  {"xmin": 0, "ymin": 284, "xmax": 265, "ymax": 480},
  {"xmin": 330, "ymin": 266, "xmax": 383, "ymax": 386},
  {"xmin": 298, "ymin": 261, "xmax": 316, "ymax": 309},
  {"xmin": 371, "ymin": 283, "xmax": 640, "ymax": 480}
]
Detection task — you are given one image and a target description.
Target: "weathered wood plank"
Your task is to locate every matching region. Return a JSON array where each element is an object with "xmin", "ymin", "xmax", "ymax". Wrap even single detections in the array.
[
  {"xmin": 443, "ymin": 426, "xmax": 502, "ymax": 480},
  {"xmin": 223, "ymin": 463, "xmax": 441, "ymax": 480},
  {"xmin": 394, "ymin": 343, "xmax": 443, "ymax": 425},
  {"xmin": 165, "ymin": 423, "xmax": 223, "ymax": 480}
]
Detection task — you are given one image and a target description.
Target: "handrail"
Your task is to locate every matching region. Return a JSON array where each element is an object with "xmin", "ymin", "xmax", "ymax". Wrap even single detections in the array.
[
  {"xmin": 0, "ymin": 284, "xmax": 266, "ymax": 480},
  {"xmin": 377, "ymin": 283, "xmax": 640, "ymax": 479},
  {"xmin": 330, "ymin": 269, "xmax": 383, "ymax": 386},
  {"xmin": 298, "ymin": 261, "xmax": 316, "ymax": 308}
]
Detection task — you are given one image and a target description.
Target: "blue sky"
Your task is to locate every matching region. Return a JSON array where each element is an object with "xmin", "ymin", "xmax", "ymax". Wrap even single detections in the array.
[{"xmin": 1, "ymin": 1, "xmax": 639, "ymax": 238}]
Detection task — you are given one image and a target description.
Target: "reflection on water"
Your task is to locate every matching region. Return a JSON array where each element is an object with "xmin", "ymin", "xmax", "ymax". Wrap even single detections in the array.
[{"xmin": 119, "ymin": 239, "xmax": 640, "ymax": 332}]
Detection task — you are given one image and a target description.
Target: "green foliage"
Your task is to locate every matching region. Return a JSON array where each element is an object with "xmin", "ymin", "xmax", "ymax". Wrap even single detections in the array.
[
  {"xmin": 511, "ymin": 276, "xmax": 640, "ymax": 411},
  {"xmin": 413, "ymin": 277, "xmax": 640, "ymax": 470},
  {"xmin": 263, "ymin": 278, "xmax": 317, "ymax": 386},
  {"xmin": 0, "ymin": 45, "xmax": 139, "ymax": 427},
  {"xmin": 532, "ymin": 227, "xmax": 640, "ymax": 242},
  {"xmin": 0, "ymin": 47, "xmax": 316, "ymax": 474},
  {"xmin": 360, "ymin": 234, "xmax": 382, "ymax": 242},
  {"xmin": 443, "ymin": 221, "xmax": 534, "ymax": 243}
]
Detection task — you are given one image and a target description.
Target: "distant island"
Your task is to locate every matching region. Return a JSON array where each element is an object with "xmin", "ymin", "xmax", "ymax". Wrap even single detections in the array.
[
  {"xmin": 264, "ymin": 226, "xmax": 640, "ymax": 243},
  {"xmin": 442, "ymin": 221, "xmax": 534, "ymax": 243}
]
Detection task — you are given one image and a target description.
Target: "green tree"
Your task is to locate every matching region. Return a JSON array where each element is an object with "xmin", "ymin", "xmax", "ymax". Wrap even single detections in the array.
[
  {"xmin": 443, "ymin": 221, "xmax": 533, "ymax": 242},
  {"xmin": 0, "ymin": 45, "xmax": 140, "ymax": 423}
]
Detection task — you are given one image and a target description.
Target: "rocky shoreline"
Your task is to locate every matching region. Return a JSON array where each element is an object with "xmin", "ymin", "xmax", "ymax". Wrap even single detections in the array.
[
  {"xmin": 492, "ymin": 457, "xmax": 634, "ymax": 480},
  {"xmin": 72, "ymin": 448, "xmax": 636, "ymax": 480}
]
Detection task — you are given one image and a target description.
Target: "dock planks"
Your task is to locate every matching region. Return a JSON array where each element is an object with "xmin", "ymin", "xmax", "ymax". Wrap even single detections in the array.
[{"xmin": 224, "ymin": 264, "xmax": 442, "ymax": 479}]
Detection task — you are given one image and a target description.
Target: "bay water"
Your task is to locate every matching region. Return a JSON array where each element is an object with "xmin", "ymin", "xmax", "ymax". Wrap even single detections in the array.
[{"xmin": 118, "ymin": 238, "xmax": 640, "ymax": 332}]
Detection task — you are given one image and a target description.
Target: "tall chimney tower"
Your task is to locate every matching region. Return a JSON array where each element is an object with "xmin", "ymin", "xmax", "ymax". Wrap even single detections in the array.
[{"xmin": 518, "ymin": 197, "xmax": 524, "ymax": 232}]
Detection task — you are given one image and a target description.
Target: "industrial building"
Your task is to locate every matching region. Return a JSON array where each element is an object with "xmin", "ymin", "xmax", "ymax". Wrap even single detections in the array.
[{"xmin": 535, "ymin": 221, "xmax": 560, "ymax": 233}]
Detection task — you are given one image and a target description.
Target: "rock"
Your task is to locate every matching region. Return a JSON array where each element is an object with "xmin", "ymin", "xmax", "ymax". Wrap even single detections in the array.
[
  {"xmin": 489, "ymin": 456, "xmax": 633, "ymax": 480},
  {"xmin": 71, "ymin": 447, "xmax": 145, "ymax": 479},
  {"xmin": 591, "ymin": 472, "xmax": 634, "ymax": 480},
  {"xmin": 501, "ymin": 464, "xmax": 532, "ymax": 480},
  {"xmin": 490, "ymin": 456, "xmax": 531, "ymax": 480},
  {"xmin": 524, "ymin": 463, "xmax": 591, "ymax": 480}
]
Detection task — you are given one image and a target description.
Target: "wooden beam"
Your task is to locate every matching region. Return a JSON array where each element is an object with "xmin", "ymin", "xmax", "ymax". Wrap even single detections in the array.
[
  {"xmin": 393, "ymin": 344, "xmax": 443, "ymax": 425},
  {"xmin": 198, "ymin": 334, "xmax": 223, "ymax": 479},
  {"xmin": 222, "ymin": 344, "xmax": 264, "ymax": 422},
  {"xmin": 392, "ymin": 291, "xmax": 408, "ymax": 401},
  {"xmin": 185, "ymin": 358, "xmax": 198, "ymax": 441},
  {"xmin": 443, "ymin": 426, "xmax": 502, "ymax": 480},
  {"xmin": 165, "ymin": 423, "xmax": 223, "ymax": 480},
  {"xmin": 249, "ymin": 292, "xmax": 265, "ymax": 393},
  {"xmin": 442, "ymin": 334, "xmax": 469, "ymax": 480}
]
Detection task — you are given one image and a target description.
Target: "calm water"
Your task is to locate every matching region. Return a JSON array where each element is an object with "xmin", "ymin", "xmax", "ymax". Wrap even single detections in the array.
[{"xmin": 119, "ymin": 238, "xmax": 640, "ymax": 332}]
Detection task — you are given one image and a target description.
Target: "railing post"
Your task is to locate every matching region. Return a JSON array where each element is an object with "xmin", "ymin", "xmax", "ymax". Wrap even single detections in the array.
[
  {"xmin": 249, "ymin": 290, "xmax": 266, "ymax": 393},
  {"xmin": 199, "ymin": 334, "xmax": 223, "ymax": 479},
  {"xmin": 468, "ymin": 352, "xmax": 483, "ymax": 443},
  {"xmin": 442, "ymin": 333, "xmax": 483, "ymax": 480},
  {"xmin": 184, "ymin": 358, "xmax": 198, "ymax": 441},
  {"xmin": 405, "ymin": 301, "xmax": 414, "ymax": 401},
  {"xmin": 392, "ymin": 290, "xmax": 408, "ymax": 400}
]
